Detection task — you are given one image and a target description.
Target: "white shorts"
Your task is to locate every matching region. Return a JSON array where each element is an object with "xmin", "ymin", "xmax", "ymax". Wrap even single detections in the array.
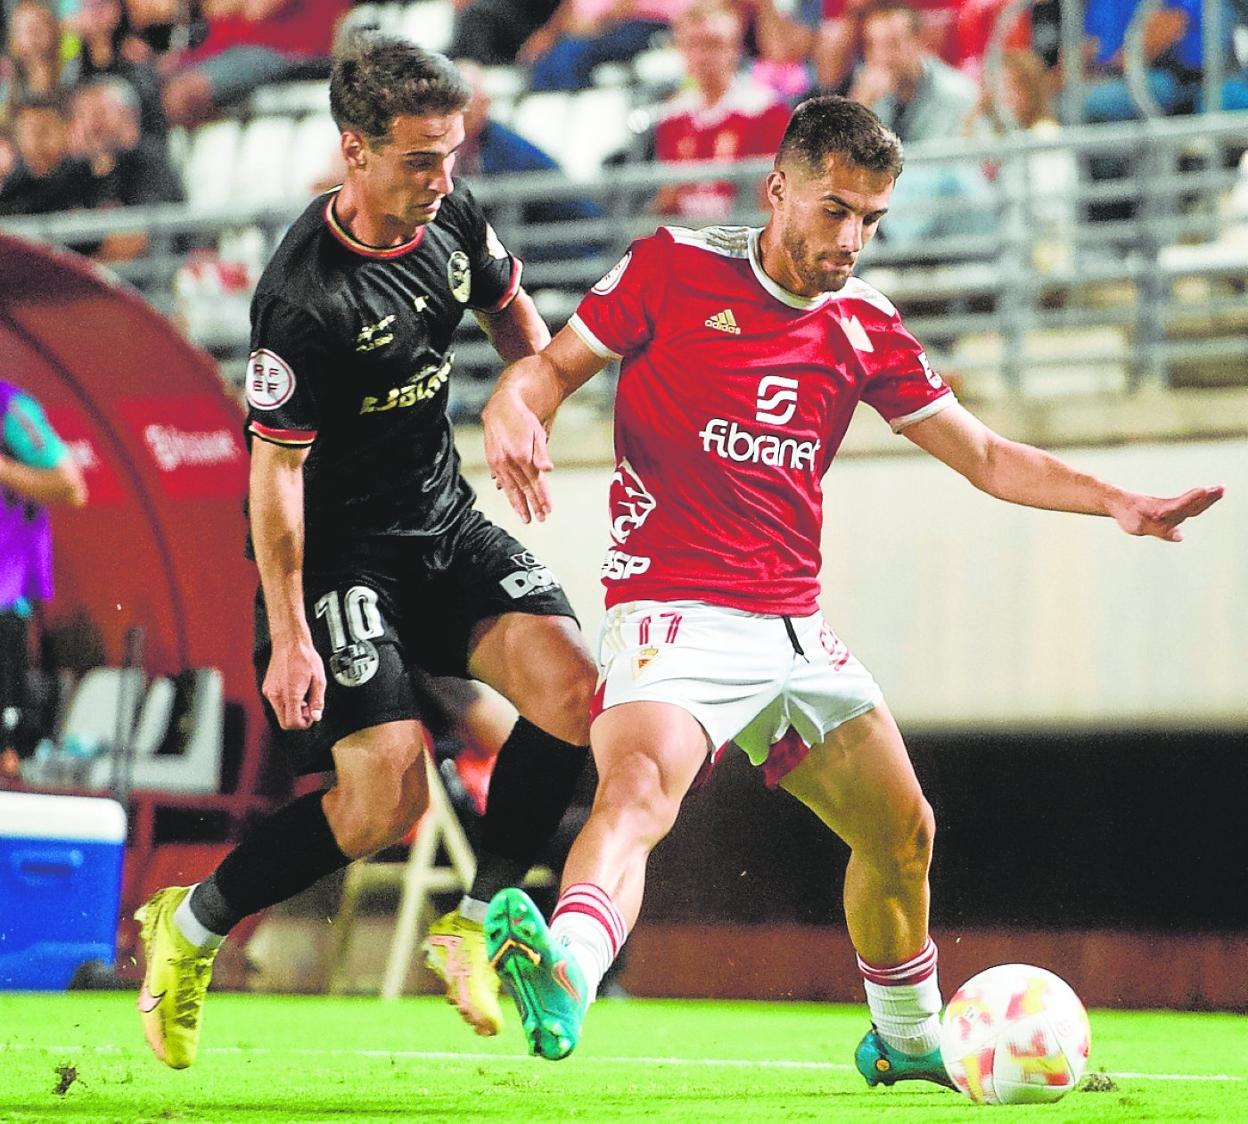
[{"xmin": 593, "ymin": 599, "xmax": 884, "ymax": 787}]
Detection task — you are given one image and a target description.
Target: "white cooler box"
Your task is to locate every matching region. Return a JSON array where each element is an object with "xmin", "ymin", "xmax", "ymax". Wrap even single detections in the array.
[{"xmin": 0, "ymin": 791, "xmax": 127, "ymax": 989}]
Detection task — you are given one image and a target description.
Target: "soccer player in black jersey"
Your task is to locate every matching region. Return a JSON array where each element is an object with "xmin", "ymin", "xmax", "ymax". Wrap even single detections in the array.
[{"xmin": 135, "ymin": 35, "xmax": 598, "ymax": 1069}]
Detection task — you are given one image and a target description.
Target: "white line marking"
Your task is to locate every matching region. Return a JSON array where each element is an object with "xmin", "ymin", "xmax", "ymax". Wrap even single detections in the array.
[{"xmin": 3, "ymin": 1043, "xmax": 1243, "ymax": 1081}]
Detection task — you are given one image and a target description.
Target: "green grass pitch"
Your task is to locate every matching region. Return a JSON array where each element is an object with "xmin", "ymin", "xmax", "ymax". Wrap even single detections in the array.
[{"xmin": 1, "ymin": 994, "xmax": 1244, "ymax": 1122}]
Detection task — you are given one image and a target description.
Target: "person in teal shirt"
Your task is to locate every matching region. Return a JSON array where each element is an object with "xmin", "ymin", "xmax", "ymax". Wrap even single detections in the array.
[{"xmin": 0, "ymin": 381, "xmax": 87, "ymax": 778}]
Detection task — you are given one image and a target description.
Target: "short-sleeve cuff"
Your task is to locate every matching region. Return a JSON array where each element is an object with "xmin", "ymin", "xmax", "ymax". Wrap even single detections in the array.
[
  {"xmin": 249, "ymin": 420, "xmax": 317, "ymax": 446},
  {"xmin": 568, "ymin": 314, "xmax": 623, "ymax": 361},
  {"xmin": 889, "ymin": 391, "xmax": 956, "ymax": 433}
]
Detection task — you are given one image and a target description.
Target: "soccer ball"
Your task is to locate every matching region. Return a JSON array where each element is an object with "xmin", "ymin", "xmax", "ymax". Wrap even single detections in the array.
[{"xmin": 940, "ymin": 963, "xmax": 1091, "ymax": 1105}]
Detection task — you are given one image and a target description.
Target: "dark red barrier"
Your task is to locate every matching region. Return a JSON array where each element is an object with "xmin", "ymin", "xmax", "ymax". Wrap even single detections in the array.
[{"xmin": 0, "ymin": 233, "xmax": 260, "ymax": 789}]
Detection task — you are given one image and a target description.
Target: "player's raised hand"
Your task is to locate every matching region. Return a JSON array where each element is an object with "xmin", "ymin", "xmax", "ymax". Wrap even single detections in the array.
[
  {"xmin": 263, "ymin": 634, "xmax": 326, "ymax": 730},
  {"xmin": 482, "ymin": 388, "xmax": 554, "ymax": 524},
  {"xmin": 1108, "ymin": 484, "xmax": 1225, "ymax": 542}
]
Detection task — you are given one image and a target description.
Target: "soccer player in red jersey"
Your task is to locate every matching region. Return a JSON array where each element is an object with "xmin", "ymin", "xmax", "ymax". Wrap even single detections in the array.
[{"xmin": 479, "ymin": 96, "xmax": 1224, "ymax": 1080}]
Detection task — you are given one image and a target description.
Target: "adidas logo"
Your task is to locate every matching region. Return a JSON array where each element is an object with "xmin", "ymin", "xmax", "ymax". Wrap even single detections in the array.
[{"xmin": 705, "ymin": 308, "xmax": 741, "ymax": 335}]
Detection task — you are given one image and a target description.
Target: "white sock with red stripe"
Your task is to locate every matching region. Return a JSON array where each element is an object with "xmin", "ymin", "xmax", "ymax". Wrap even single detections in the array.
[
  {"xmin": 858, "ymin": 936, "xmax": 943, "ymax": 1056},
  {"xmin": 549, "ymin": 882, "xmax": 627, "ymax": 1003}
]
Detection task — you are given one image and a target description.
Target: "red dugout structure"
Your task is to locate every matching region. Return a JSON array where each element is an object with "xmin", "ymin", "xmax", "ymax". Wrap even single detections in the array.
[{"xmin": 0, "ymin": 233, "xmax": 263, "ymax": 815}]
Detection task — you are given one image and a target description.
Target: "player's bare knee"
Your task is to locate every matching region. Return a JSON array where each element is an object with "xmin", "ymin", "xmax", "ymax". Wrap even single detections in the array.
[
  {"xmin": 525, "ymin": 656, "xmax": 596, "ymax": 744},
  {"xmin": 596, "ymin": 752, "xmax": 680, "ymax": 846},
  {"xmin": 328, "ymin": 747, "xmax": 426, "ymax": 856},
  {"xmin": 330, "ymin": 792, "xmax": 423, "ymax": 857},
  {"xmin": 552, "ymin": 668, "xmax": 595, "ymax": 743},
  {"xmin": 888, "ymin": 797, "xmax": 935, "ymax": 884}
]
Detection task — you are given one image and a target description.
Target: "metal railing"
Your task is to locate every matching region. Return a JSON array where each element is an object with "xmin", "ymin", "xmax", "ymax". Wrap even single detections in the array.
[{"xmin": 5, "ymin": 109, "xmax": 1245, "ymax": 409}]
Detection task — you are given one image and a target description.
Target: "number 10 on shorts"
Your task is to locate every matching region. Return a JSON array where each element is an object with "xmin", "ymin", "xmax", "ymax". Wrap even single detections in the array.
[{"xmin": 315, "ymin": 586, "xmax": 385, "ymax": 688}]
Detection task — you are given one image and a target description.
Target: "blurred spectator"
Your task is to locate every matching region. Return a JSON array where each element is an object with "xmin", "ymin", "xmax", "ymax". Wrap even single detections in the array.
[
  {"xmin": 947, "ymin": 0, "xmax": 1033, "ymax": 82},
  {"xmin": 1083, "ymin": 0, "xmax": 1248, "ymax": 121},
  {"xmin": 448, "ymin": 0, "xmax": 561, "ymax": 66},
  {"xmin": 455, "ymin": 58, "xmax": 604, "ymax": 259},
  {"xmin": 159, "ymin": 0, "xmax": 347, "ymax": 126},
  {"xmin": 813, "ymin": 0, "xmax": 960, "ymax": 95},
  {"xmin": 846, "ymin": 0, "xmax": 978, "ymax": 143},
  {"xmin": 0, "ymin": 380, "xmax": 87, "ymax": 780},
  {"xmin": 651, "ymin": 0, "xmax": 790, "ymax": 220},
  {"xmin": 810, "ymin": 0, "xmax": 869, "ymax": 95},
  {"xmin": 70, "ymin": 0, "xmax": 168, "ymax": 139},
  {"xmin": 969, "ymin": 47, "xmax": 1076, "ymax": 273},
  {"xmin": 122, "ymin": 0, "xmax": 209, "ymax": 64},
  {"xmin": 1, "ymin": 0, "xmax": 78, "ymax": 114},
  {"xmin": 739, "ymin": 0, "xmax": 822, "ymax": 98},
  {"xmin": 0, "ymin": 97, "xmax": 90, "ymax": 215},
  {"xmin": 520, "ymin": 0, "xmax": 692, "ymax": 92},
  {"xmin": 71, "ymin": 76, "xmax": 180, "ymax": 204},
  {"xmin": 844, "ymin": 3, "xmax": 990, "ymax": 255},
  {"xmin": 308, "ymin": 58, "xmax": 605, "ymax": 259},
  {"xmin": 0, "ymin": 126, "xmax": 16, "ymax": 190}
]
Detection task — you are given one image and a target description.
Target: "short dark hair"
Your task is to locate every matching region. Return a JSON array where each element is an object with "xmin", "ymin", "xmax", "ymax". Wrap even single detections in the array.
[
  {"xmin": 776, "ymin": 95, "xmax": 904, "ymax": 180},
  {"xmin": 329, "ymin": 32, "xmax": 470, "ymax": 143}
]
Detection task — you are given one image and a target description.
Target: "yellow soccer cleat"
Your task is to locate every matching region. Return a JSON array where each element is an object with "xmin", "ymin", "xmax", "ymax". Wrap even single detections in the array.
[
  {"xmin": 134, "ymin": 886, "xmax": 220, "ymax": 1069},
  {"xmin": 423, "ymin": 909, "xmax": 504, "ymax": 1037}
]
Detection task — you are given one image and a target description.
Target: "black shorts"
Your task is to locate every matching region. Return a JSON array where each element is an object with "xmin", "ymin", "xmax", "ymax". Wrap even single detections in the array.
[{"xmin": 253, "ymin": 509, "xmax": 577, "ymax": 775}]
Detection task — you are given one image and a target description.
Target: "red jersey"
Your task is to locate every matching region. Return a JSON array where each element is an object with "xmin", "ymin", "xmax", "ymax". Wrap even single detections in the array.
[
  {"xmin": 654, "ymin": 75, "xmax": 791, "ymax": 220},
  {"xmin": 569, "ymin": 225, "xmax": 954, "ymax": 615}
]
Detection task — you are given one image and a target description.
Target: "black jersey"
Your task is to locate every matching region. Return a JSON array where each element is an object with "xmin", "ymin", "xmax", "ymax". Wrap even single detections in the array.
[{"xmin": 243, "ymin": 182, "xmax": 522, "ymax": 563}]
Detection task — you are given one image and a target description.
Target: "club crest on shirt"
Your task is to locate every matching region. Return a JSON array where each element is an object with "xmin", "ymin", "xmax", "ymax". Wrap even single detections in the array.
[
  {"xmin": 608, "ymin": 458, "xmax": 655, "ymax": 544},
  {"xmin": 592, "ymin": 251, "xmax": 631, "ymax": 296},
  {"xmin": 447, "ymin": 251, "xmax": 471, "ymax": 303},
  {"xmin": 246, "ymin": 349, "xmax": 296, "ymax": 410}
]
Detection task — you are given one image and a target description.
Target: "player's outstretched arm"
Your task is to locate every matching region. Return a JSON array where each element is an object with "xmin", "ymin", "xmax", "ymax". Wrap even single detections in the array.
[
  {"xmin": 483, "ymin": 324, "xmax": 609, "ymax": 524},
  {"xmin": 903, "ymin": 403, "xmax": 1224, "ymax": 542},
  {"xmin": 250, "ymin": 439, "xmax": 326, "ymax": 729}
]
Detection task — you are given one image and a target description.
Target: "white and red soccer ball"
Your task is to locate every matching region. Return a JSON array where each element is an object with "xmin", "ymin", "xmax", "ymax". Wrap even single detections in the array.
[{"xmin": 940, "ymin": 963, "xmax": 1091, "ymax": 1105}]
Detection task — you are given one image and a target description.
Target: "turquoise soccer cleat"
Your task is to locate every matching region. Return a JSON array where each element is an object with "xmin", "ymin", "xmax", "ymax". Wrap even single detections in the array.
[
  {"xmin": 855, "ymin": 1026, "xmax": 955, "ymax": 1089},
  {"xmin": 484, "ymin": 888, "xmax": 588, "ymax": 1061}
]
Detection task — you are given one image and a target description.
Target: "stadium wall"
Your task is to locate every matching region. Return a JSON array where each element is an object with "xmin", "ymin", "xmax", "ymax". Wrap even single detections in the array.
[
  {"xmin": 436, "ymin": 418, "xmax": 1247, "ymax": 1009},
  {"xmin": 459, "ymin": 424, "xmax": 1247, "ymax": 729}
]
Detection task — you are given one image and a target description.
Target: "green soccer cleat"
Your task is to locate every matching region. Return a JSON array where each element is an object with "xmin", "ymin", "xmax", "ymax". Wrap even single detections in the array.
[
  {"xmin": 855, "ymin": 1027, "xmax": 955, "ymax": 1089},
  {"xmin": 423, "ymin": 908, "xmax": 504, "ymax": 1037},
  {"xmin": 135, "ymin": 885, "xmax": 220, "ymax": 1070},
  {"xmin": 484, "ymin": 887, "xmax": 587, "ymax": 1061}
]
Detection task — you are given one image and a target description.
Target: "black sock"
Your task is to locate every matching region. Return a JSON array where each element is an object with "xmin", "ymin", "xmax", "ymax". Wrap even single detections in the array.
[
  {"xmin": 189, "ymin": 789, "xmax": 350, "ymax": 935},
  {"xmin": 470, "ymin": 717, "xmax": 589, "ymax": 901}
]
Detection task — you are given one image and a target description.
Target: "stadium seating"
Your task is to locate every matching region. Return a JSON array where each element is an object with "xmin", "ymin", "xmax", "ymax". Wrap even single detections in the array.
[
  {"xmin": 338, "ymin": 0, "xmax": 454, "ymax": 53},
  {"xmin": 288, "ymin": 113, "xmax": 342, "ymax": 198},
  {"xmin": 181, "ymin": 120, "xmax": 243, "ymax": 211},
  {"xmin": 233, "ymin": 117, "xmax": 299, "ymax": 209}
]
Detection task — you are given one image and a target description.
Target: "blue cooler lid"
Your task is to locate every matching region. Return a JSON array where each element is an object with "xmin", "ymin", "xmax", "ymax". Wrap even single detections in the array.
[{"xmin": 0, "ymin": 792, "xmax": 127, "ymax": 842}]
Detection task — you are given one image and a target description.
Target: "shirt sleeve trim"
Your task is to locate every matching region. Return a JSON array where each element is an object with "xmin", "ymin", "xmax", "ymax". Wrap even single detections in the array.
[
  {"xmin": 249, "ymin": 421, "xmax": 317, "ymax": 446},
  {"xmin": 889, "ymin": 390, "xmax": 957, "ymax": 433},
  {"xmin": 485, "ymin": 256, "xmax": 524, "ymax": 313},
  {"xmin": 568, "ymin": 314, "xmax": 623, "ymax": 360}
]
